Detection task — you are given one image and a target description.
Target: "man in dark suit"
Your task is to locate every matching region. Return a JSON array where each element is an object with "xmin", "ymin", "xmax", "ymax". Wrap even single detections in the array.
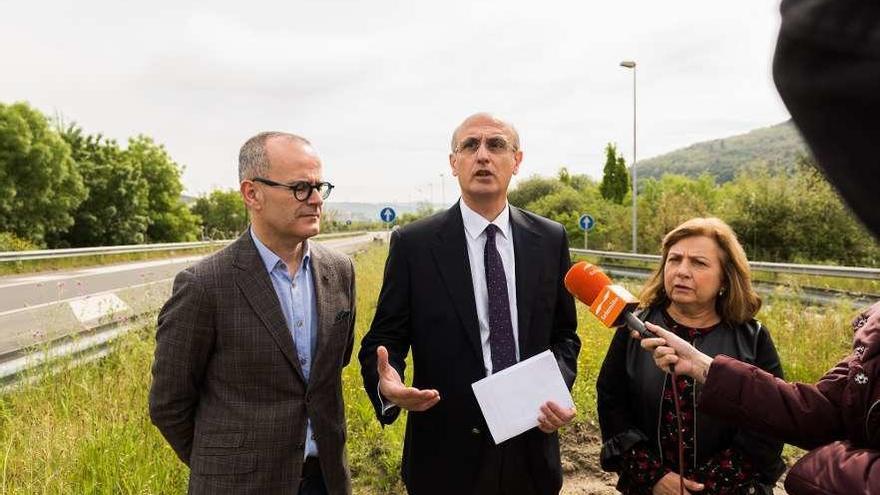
[
  {"xmin": 149, "ymin": 132, "xmax": 356, "ymax": 495},
  {"xmin": 359, "ymin": 113, "xmax": 581, "ymax": 495}
]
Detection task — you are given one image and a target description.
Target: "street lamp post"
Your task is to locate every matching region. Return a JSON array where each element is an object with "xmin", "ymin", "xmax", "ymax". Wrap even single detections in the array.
[{"xmin": 620, "ymin": 60, "xmax": 637, "ymax": 253}]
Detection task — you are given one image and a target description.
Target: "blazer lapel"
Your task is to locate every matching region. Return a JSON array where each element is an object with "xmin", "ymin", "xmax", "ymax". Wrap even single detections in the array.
[
  {"xmin": 308, "ymin": 245, "xmax": 334, "ymax": 387},
  {"xmin": 431, "ymin": 204, "xmax": 483, "ymax": 366},
  {"xmin": 511, "ymin": 208, "xmax": 542, "ymax": 357},
  {"xmin": 232, "ymin": 232, "xmax": 306, "ymax": 383}
]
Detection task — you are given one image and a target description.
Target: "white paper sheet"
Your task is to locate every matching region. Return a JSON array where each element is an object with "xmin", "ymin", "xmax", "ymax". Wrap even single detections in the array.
[{"xmin": 471, "ymin": 350, "xmax": 574, "ymax": 444}]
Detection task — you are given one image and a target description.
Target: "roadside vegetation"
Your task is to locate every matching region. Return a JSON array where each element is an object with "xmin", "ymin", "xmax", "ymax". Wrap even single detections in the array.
[{"xmin": 0, "ymin": 244, "xmax": 858, "ymax": 494}]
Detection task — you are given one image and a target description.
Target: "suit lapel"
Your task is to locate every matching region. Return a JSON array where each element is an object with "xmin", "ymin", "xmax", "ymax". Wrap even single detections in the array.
[
  {"xmin": 431, "ymin": 204, "xmax": 483, "ymax": 366},
  {"xmin": 511, "ymin": 208, "xmax": 542, "ymax": 357},
  {"xmin": 308, "ymin": 245, "xmax": 334, "ymax": 387},
  {"xmin": 232, "ymin": 232, "xmax": 306, "ymax": 383}
]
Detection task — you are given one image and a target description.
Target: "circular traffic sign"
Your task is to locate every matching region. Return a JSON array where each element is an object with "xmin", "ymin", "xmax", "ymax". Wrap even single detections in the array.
[
  {"xmin": 578, "ymin": 214, "xmax": 595, "ymax": 232},
  {"xmin": 380, "ymin": 207, "xmax": 397, "ymax": 223}
]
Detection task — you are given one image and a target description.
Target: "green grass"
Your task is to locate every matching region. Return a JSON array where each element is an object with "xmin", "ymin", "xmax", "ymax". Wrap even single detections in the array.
[{"xmin": 0, "ymin": 244, "xmax": 858, "ymax": 493}]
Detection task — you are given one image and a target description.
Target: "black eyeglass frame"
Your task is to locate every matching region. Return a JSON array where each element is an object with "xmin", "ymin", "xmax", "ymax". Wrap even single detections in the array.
[{"xmin": 251, "ymin": 177, "xmax": 334, "ymax": 201}]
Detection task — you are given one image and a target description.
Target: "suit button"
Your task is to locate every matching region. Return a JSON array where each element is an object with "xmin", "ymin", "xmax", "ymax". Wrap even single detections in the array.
[
  {"xmin": 298, "ymin": 442, "xmax": 305, "ymax": 450},
  {"xmin": 471, "ymin": 427, "xmax": 481, "ymax": 435}
]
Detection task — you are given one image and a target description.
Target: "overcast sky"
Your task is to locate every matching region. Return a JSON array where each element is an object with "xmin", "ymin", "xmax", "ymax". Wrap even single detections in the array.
[{"xmin": 2, "ymin": 0, "xmax": 789, "ymax": 204}]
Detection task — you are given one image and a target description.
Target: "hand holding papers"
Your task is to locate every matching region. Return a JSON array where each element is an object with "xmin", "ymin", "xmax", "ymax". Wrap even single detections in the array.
[{"xmin": 471, "ymin": 350, "xmax": 575, "ymax": 444}]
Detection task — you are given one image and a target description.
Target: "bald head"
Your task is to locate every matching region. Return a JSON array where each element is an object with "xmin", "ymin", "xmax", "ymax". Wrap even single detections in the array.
[{"xmin": 450, "ymin": 113, "xmax": 520, "ymax": 153}]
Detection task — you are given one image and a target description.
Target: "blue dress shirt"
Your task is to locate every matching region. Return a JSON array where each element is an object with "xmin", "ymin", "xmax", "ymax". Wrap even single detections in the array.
[{"xmin": 251, "ymin": 229, "xmax": 319, "ymax": 458}]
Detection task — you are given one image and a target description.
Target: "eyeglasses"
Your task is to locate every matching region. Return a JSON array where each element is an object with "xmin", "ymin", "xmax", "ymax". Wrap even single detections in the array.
[
  {"xmin": 252, "ymin": 177, "xmax": 334, "ymax": 201},
  {"xmin": 454, "ymin": 136, "xmax": 517, "ymax": 155}
]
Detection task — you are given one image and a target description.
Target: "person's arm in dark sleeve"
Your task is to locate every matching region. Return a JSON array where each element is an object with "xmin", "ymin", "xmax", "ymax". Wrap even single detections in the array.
[
  {"xmin": 550, "ymin": 225, "xmax": 580, "ymax": 389},
  {"xmin": 784, "ymin": 441, "xmax": 880, "ymax": 495},
  {"xmin": 698, "ymin": 350, "xmax": 849, "ymax": 450},
  {"xmin": 358, "ymin": 230, "xmax": 411, "ymax": 425},
  {"xmin": 597, "ymin": 327, "xmax": 651, "ymax": 471},
  {"xmin": 148, "ymin": 268, "xmax": 215, "ymax": 465},
  {"xmin": 616, "ymin": 442, "xmax": 669, "ymax": 494}
]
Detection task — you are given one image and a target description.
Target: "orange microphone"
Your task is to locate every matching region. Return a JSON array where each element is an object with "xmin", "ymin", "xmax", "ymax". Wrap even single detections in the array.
[{"xmin": 564, "ymin": 261, "xmax": 654, "ymax": 337}]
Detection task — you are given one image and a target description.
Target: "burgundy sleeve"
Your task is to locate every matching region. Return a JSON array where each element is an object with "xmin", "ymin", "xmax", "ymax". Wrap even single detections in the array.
[
  {"xmin": 698, "ymin": 354, "xmax": 849, "ymax": 450},
  {"xmin": 784, "ymin": 441, "xmax": 880, "ymax": 494}
]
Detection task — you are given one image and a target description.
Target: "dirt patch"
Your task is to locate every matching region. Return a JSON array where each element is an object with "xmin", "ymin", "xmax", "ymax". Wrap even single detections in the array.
[
  {"xmin": 559, "ymin": 422, "xmax": 789, "ymax": 494},
  {"xmin": 559, "ymin": 421, "xmax": 618, "ymax": 494}
]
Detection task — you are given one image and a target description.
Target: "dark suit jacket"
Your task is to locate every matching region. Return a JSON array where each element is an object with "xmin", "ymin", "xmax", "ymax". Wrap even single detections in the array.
[
  {"xmin": 359, "ymin": 202, "xmax": 580, "ymax": 495},
  {"xmin": 149, "ymin": 231, "xmax": 356, "ymax": 495}
]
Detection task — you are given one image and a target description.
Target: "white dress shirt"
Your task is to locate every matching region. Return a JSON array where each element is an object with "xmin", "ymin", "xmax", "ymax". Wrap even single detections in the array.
[
  {"xmin": 379, "ymin": 200, "xmax": 521, "ymax": 414},
  {"xmin": 459, "ymin": 199, "xmax": 520, "ymax": 375}
]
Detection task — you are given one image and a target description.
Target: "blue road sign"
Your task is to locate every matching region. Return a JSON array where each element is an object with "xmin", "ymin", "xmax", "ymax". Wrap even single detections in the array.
[
  {"xmin": 380, "ymin": 207, "xmax": 397, "ymax": 223},
  {"xmin": 578, "ymin": 214, "xmax": 595, "ymax": 232}
]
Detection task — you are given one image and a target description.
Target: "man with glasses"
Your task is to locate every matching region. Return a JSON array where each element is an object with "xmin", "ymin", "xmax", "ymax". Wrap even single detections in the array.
[
  {"xmin": 360, "ymin": 113, "xmax": 580, "ymax": 494},
  {"xmin": 150, "ymin": 132, "xmax": 356, "ymax": 495}
]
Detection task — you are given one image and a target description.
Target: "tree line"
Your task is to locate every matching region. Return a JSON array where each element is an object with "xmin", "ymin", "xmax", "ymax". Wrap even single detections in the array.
[
  {"xmin": 509, "ymin": 151, "xmax": 879, "ymax": 266},
  {"xmin": 0, "ymin": 101, "xmax": 250, "ymax": 250}
]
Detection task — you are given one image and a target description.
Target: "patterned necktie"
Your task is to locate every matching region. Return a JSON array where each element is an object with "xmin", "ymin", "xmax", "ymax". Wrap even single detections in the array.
[{"xmin": 484, "ymin": 224, "xmax": 516, "ymax": 372}]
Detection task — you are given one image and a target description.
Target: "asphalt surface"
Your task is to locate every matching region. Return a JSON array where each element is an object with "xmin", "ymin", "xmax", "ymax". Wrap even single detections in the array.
[{"xmin": 0, "ymin": 233, "xmax": 378, "ymax": 360}]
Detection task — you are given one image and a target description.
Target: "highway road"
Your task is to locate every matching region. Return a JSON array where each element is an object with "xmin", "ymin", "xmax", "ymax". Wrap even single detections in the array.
[{"xmin": 0, "ymin": 233, "xmax": 379, "ymax": 361}]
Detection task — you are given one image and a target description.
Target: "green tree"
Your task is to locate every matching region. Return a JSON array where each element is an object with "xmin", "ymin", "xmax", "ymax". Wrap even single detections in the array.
[
  {"xmin": 0, "ymin": 232, "xmax": 37, "ymax": 251},
  {"xmin": 125, "ymin": 136, "xmax": 199, "ymax": 242},
  {"xmin": 600, "ymin": 143, "xmax": 629, "ymax": 203},
  {"xmin": 719, "ymin": 159, "xmax": 878, "ymax": 264},
  {"xmin": 192, "ymin": 189, "xmax": 248, "ymax": 239},
  {"xmin": 508, "ymin": 175, "xmax": 563, "ymax": 209},
  {"xmin": 637, "ymin": 174, "xmax": 717, "ymax": 253},
  {"xmin": 60, "ymin": 125, "xmax": 150, "ymax": 246},
  {"xmin": 0, "ymin": 102, "xmax": 86, "ymax": 246},
  {"xmin": 524, "ymin": 182, "xmax": 630, "ymax": 251}
]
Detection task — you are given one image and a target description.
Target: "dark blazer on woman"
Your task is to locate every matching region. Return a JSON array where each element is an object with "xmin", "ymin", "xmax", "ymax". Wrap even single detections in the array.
[{"xmin": 597, "ymin": 306, "xmax": 785, "ymax": 494}]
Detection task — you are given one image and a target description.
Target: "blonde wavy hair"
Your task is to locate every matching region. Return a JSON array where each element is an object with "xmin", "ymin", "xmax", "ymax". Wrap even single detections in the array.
[{"xmin": 639, "ymin": 217, "xmax": 761, "ymax": 325}]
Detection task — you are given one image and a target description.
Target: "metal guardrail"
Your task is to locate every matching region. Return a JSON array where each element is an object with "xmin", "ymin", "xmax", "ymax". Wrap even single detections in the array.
[
  {"xmin": 0, "ymin": 231, "xmax": 367, "ymax": 263},
  {"xmin": 0, "ymin": 240, "xmax": 231, "ymax": 262},
  {"xmin": 570, "ymin": 248, "xmax": 880, "ymax": 280},
  {"xmin": 2, "ymin": 240, "xmax": 876, "ymax": 278}
]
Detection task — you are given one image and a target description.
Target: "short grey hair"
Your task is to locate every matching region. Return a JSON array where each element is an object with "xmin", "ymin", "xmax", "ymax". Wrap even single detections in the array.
[
  {"xmin": 450, "ymin": 112, "xmax": 521, "ymax": 152},
  {"xmin": 238, "ymin": 131, "xmax": 311, "ymax": 181}
]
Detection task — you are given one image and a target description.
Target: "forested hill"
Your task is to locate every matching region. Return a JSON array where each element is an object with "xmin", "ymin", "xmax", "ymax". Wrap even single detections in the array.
[{"xmin": 636, "ymin": 120, "xmax": 809, "ymax": 183}]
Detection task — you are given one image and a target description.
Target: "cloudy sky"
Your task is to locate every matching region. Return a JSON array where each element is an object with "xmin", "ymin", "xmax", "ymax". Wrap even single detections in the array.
[{"xmin": 2, "ymin": 0, "xmax": 789, "ymax": 204}]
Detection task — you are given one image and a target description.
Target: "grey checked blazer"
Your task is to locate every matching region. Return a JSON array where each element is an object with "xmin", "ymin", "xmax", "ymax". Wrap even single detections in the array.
[{"xmin": 149, "ymin": 231, "xmax": 356, "ymax": 495}]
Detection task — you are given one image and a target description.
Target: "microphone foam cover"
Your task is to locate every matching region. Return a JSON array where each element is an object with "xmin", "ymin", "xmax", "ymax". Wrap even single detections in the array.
[{"xmin": 564, "ymin": 261, "xmax": 612, "ymax": 305}]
